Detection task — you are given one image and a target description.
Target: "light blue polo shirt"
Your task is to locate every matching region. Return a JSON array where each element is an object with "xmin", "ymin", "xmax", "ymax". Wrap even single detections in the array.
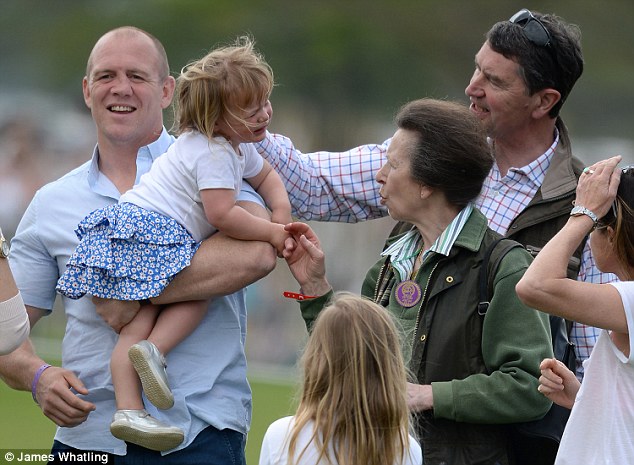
[{"xmin": 10, "ymin": 128, "xmax": 259, "ymax": 455}]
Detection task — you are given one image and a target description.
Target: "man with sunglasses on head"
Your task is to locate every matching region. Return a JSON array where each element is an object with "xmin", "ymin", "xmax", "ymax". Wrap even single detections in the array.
[{"xmin": 257, "ymin": 8, "xmax": 616, "ymax": 465}]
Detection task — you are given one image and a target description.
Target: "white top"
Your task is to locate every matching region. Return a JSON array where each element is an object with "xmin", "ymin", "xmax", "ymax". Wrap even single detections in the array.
[
  {"xmin": 259, "ymin": 416, "xmax": 422, "ymax": 465},
  {"xmin": 555, "ymin": 281, "xmax": 634, "ymax": 464},
  {"xmin": 122, "ymin": 131, "xmax": 264, "ymax": 242}
]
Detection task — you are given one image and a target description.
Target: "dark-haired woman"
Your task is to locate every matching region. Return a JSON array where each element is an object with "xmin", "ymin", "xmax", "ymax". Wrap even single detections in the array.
[{"xmin": 517, "ymin": 156, "xmax": 634, "ymax": 464}]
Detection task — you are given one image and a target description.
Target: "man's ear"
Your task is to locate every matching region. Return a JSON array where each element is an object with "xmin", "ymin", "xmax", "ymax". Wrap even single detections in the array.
[
  {"xmin": 161, "ymin": 76, "xmax": 176, "ymax": 110},
  {"xmin": 532, "ymin": 88, "xmax": 561, "ymax": 118},
  {"xmin": 82, "ymin": 76, "xmax": 92, "ymax": 109}
]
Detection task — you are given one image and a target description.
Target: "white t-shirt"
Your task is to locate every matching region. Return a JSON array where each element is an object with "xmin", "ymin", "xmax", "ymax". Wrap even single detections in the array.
[
  {"xmin": 121, "ymin": 131, "xmax": 264, "ymax": 242},
  {"xmin": 555, "ymin": 281, "xmax": 634, "ymax": 464},
  {"xmin": 259, "ymin": 416, "xmax": 422, "ymax": 465}
]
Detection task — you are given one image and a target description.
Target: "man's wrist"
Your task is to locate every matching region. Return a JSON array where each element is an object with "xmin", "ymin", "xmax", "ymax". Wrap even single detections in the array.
[{"xmin": 31, "ymin": 363, "xmax": 51, "ymax": 404}]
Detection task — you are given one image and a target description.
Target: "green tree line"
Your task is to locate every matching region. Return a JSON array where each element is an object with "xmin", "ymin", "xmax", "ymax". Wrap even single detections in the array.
[{"xmin": 1, "ymin": 0, "xmax": 633, "ymax": 148}]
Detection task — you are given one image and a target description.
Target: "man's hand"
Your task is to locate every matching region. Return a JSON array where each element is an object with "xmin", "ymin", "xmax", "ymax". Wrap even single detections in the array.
[
  {"xmin": 92, "ymin": 297, "xmax": 141, "ymax": 333},
  {"xmin": 36, "ymin": 366, "xmax": 96, "ymax": 427}
]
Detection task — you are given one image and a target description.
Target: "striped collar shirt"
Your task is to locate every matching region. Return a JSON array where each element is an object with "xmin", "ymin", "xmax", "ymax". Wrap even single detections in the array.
[
  {"xmin": 476, "ymin": 131, "xmax": 559, "ymax": 235},
  {"xmin": 382, "ymin": 204, "xmax": 474, "ymax": 281}
]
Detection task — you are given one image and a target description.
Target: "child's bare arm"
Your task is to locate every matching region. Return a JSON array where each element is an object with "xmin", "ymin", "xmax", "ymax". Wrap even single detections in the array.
[
  {"xmin": 247, "ymin": 160, "xmax": 292, "ymax": 225},
  {"xmin": 201, "ymin": 188, "xmax": 288, "ymax": 253}
]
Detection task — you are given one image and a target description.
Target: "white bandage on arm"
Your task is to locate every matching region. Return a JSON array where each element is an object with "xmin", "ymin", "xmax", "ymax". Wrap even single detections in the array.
[{"xmin": 0, "ymin": 292, "xmax": 30, "ymax": 355}]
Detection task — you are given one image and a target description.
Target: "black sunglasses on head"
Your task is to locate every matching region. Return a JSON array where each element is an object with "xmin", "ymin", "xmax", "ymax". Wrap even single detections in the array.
[{"xmin": 509, "ymin": 9, "xmax": 552, "ymax": 48}]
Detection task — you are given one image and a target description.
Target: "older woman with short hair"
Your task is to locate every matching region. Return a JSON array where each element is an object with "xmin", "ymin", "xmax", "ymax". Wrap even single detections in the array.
[{"xmin": 282, "ymin": 98, "xmax": 553, "ymax": 465}]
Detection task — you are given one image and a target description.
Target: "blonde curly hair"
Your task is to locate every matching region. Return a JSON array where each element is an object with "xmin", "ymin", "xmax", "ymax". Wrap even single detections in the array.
[{"xmin": 173, "ymin": 35, "xmax": 273, "ymax": 140}]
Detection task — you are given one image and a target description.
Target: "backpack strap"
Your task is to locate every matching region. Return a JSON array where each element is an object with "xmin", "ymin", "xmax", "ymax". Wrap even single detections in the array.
[
  {"xmin": 478, "ymin": 236, "xmax": 576, "ymax": 450},
  {"xmin": 478, "ymin": 237, "xmax": 577, "ymax": 372},
  {"xmin": 478, "ymin": 237, "xmax": 524, "ymax": 315}
]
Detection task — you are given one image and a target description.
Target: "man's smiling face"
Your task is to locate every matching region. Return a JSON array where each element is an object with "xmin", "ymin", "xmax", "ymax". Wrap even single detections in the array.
[
  {"xmin": 83, "ymin": 30, "xmax": 174, "ymax": 149},
  {"xmin": 465, "ymin": 41, "xmax": 534, "ymax": 142}
]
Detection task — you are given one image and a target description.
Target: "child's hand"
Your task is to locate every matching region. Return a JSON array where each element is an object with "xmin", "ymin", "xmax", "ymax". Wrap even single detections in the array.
[
  {"xmin": 270, "ymin": 223, "xmax": 291, "ymax": 258},
  {"xmin": 537, "ymin": 358, "xmax": 580, "ymax": 410}
]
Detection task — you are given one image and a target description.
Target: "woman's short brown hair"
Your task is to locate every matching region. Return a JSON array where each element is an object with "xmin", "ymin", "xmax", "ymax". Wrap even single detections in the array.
[{"xmin": 395, "ymin": 98, "xmax": 493, "ymax": 208}]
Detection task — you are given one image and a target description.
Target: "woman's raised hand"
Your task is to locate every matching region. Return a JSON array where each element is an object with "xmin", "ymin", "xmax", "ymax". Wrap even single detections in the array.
[
  {"xmin": 282, "ymin": 222, "xmax": 331, "ymax": 297},
  {"xmin": 575, "ymin": 155, "xmax": 622, "ymax": 219}
]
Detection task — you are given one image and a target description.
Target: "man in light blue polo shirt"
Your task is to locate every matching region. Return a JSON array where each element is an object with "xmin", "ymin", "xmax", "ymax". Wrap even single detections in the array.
[{"xmin": 0, "ymin": 26, "xmax": 276, "ymax": 464}]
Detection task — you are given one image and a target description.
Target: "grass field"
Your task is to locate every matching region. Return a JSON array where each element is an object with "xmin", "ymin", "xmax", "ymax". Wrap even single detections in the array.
[{"xmin": 0, "ymin": 374, "xmax": 297, "ymax": 464}]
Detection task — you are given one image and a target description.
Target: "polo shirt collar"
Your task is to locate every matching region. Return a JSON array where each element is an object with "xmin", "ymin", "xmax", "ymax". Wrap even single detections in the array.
[{"xmin": 87, "ymin": 128, "xmax": 174, "ymax": 199}]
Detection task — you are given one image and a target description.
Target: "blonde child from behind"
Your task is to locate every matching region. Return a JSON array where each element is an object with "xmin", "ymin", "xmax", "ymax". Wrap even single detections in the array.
[{"xmin": 259, "ymin": 292, "xmax": 422, "ymax": 465}]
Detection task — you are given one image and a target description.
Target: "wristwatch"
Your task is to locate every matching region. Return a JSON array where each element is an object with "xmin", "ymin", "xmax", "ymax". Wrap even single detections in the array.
[
  {"xmin": 570, "ymin": 205, "xmax": 598, "ymax": 225},
  {"xmin": 0, "ymin": 227, "xmax": 9, "ymax": 259}
]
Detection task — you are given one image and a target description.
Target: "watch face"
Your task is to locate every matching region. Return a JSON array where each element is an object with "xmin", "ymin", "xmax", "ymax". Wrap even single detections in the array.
[{"xmin": 1, "ymin": 240, "xmax": 8, "ymax": 258}]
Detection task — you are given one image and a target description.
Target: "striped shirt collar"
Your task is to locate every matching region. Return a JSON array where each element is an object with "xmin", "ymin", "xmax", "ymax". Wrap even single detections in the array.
[
  {"xmin": 477, "ymin": 130, "xmax": 559, "ymax": 235},
  {"xmin": 382, "ymin": 203, "xmax": 474, "ymax": 281},
  {"xmin": 488, "ymin": 129, "xmax": 559, "ymax": 190}
]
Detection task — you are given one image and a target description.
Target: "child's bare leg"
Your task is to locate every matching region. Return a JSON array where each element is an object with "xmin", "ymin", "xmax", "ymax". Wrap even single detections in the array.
[
  {"xmin": 146, "ymin": 300, "xmax": 208, "ymax": 355},
  {"xmin": 108, "ymin": 302, "xmax": 184, "ymax": 451},
  {"xmin": 111, "ymin": 303, "xmax": 160, "ymax": 410},
  {"xmin": 127, "ymin": 300, "xmax": 206, "ymax": 410}
]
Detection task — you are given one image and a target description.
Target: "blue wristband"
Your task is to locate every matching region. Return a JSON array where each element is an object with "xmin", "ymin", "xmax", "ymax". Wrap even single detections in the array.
[{"xmin": 31, "ymin": 363, "xmax": 51, "ymax": 404}]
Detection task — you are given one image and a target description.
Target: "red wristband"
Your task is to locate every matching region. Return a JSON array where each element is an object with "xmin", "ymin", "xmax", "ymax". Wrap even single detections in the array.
[
  {"xmin": 31, "ymin": 363, "xmax": 51, "ymax": 404},
  {"xmin": 283, "ymin": 291, "xmax": 318, "ymax": 301}
]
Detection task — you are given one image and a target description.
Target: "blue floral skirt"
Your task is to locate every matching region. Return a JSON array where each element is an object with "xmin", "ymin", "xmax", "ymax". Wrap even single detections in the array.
[{"xmin": 56, "ymin": 203, "xmax": 200, "ymax": 300}]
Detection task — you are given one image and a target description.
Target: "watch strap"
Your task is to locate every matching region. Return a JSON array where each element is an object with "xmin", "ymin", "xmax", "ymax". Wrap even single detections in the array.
[
  {"xmin": 0, "ymin": 226, "xmax": 8, "ymax": 259},
  {"xmin": 570, "ymin": 205, "xmax": 598, "ymax": 225}
]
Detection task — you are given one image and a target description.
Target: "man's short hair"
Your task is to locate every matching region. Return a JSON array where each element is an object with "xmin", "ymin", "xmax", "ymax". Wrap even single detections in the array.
[{"xmin": 487, "ymin": 11, "xmax": 583, "ymax": 118}]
